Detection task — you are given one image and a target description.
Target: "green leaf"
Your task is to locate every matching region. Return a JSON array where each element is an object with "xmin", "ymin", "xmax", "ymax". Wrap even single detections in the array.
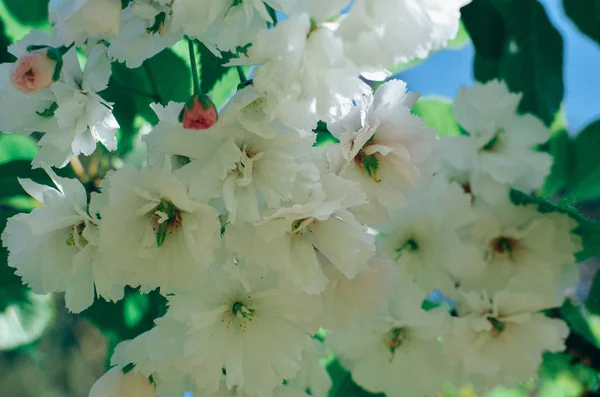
[
  {"xmin": 494, "ymin": 0, "xmax": 565, "ymax": 126},
  {"xmin": 587, "ymin": 270, "xmax": 600, "ymax": 315},
  {"xmin": 0, "ymin": 18, "xmax": 14, "ymax": 64},
  {"xmin": 0, "ymin": 2, "xmax": 50, "ymax": 43},
  {"xmin": 542, "ymin": 119, "xmax": 600, "ymax": 201},
  {"xmin": 327, "ymin": 359, "xmax": 383, "ymax": 397},
  {"xmin": 315, "ymin": 131, "xmax": 338, "ymax": 147},
  {"xmin": 0, "ymin": 134, "xmax": 39, "ymax": 165},
  {"xmin": 473, "ymin": 52, "xmax": 502, "ymax": 83},
  {"xmin": 209, "ymin": 67, "xmax": 244, "ymax": 109},
  {"xmin": 124, "ymin": 292, "xmax": 150, "ymax": 329},
  {"xmin": 101, "ymin": 48, "xmax": 192, "ymax": 156},
  {"xmin": 82, "ymin": 288, "xmax": 167, "ymax": 343},
  {"xmin": 122, "ymin": 362, "xmax": 136, "ymax": 374},
  {"xmin": 538, "ymin": 352, "xmax": 600, "ymax": 395},
  {"xmin": 462, "ymin": 0, "xmax": 506, "ymax": 62},
  {"xmin": 560, "ymin": 299, "xmax": 600, "ymax": 350},
  {"xmin": 566, "ymin": 120, "xmax": 600, "ymax": 200},
  {"xmin": 197, "ymin": 41, "xmax": 230, "ymax": 94},
  {"xmin": 1, "ymin": 0, "xmax": 48, "ymax": 25},
  {"xmin": 412, "ymin": 96, "xmax": 461, "ymax": 137},
  {"xmin": 35, "ymin": 101, "xmax": 59, "ymax": 118},
  {"xmin": 314, "ymin": 122, "xmax": 339, "ymax": 147},
  {"xmin": 0, "ymin": 160, "xmax": 53, "ymax": 199},
  {"xmin": 563, "ymin": 0, "xmax": 600, "ymax": 46},
  {"xmin": 542, "ymin": 130, "xmax": 571, "ymax": 197},
  {"xmin": 463, "ymin": 0, "xmax": 564, "ymax": 126}
]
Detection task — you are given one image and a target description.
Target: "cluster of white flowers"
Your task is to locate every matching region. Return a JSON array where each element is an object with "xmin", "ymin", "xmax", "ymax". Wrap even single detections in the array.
[{"xmin": 0, "ymin": 0, "xmax": 582, "ymax": 397}]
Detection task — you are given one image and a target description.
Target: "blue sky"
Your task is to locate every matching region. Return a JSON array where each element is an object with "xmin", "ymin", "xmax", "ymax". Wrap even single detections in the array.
[{"xmin": 397, "ymin": 0, "xmax": 600, "ymax": 135}]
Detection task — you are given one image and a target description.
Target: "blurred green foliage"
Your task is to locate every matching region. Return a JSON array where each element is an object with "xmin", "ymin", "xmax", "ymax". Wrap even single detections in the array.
[{"xmin": 0, "ymin": 1, "xmax": 599, "ymax": 397}]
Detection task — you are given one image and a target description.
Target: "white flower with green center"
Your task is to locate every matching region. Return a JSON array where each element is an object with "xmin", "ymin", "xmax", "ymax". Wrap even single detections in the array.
[
  {"xmin": 447, "ymin": 290, "xmax": 569, "ymax": 394},
  {"xmin": 112, "ymin": 266, "xmax": 321, "ymax": 396},
  {"xmin": 437, "ymin": 80, "xmax": 553, "ymax": 204},
  {"xmin": 1, "ymin": 167, "xmax": 116, "ymax": 313},
  {"xmin": 328, "ymin": 281, "xmax": 453, "ymax": 397},
  {"xmin": 225, "ymin": 174, "xmax": 375, "ymax": 295},
  {"xmin": 458, "ymin": 198, "xmax": 582, "ymax": 306},
  {"xmin": 327, "ymin": 79, "xmax": 436, "ymax": 223},
  {"xmin": 108, "ymin": 0, "xmax": 182, "ymax": 68},
  {"xmin": 96, "ymin": 164, "xmax": 221, "ymax": 294},
  {"xmin": 380, "ymin": 176, "xmax": 485, "ymax": 298},
  {"xmin": 144, "ymin": 96, "xmax": 319, "ymax": 224}
]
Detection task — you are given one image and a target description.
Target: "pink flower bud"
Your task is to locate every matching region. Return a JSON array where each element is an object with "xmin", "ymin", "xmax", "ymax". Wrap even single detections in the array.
[
  {"xmin": 10, "ymin": 50, "xmax": 58, "ymax": 94},
  {"xmin": 182, "ymin": 96, "xmax": 218, "ymax": 130}
]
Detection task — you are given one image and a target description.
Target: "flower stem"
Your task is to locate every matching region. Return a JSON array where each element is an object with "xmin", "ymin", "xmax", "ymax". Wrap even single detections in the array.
[
  {"xmin": 187, "ymin": 37, "xmax": 201, "ymax": 96},
  {"xmin": 236, "ymin": 66, "xmax": 247, "ymax": 84}
]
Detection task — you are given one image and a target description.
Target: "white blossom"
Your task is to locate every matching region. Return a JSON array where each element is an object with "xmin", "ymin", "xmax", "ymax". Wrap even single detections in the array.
[
  {"xmin": 88, "ymin": 366, "xmax": 156, "ymax": 397},
  {"xmin": 446, "ymin": 290, "xmax": 569, "ymax": 393},
  {"xmin": 49, "ymin": 0, "xmax": 122, "ymax": 45},
  {"xmin": 96, "ymin": 164, "xmax": 221, "ymax": 294},
  {"xmin": 144, "ymin": 97, "xmax": 319, "ymax": 224},
  {"xmin": 329, "ymin": 281, "xmax": 454, "ymax": 397},
  {"xmin": 327, "ymin": 80, "xmax": 436, "ymax": 222},
  {"xmin": 1, "ymin": 167, "xmax": 119, "ymax": 313},
  {"xmin": 0, "ymin": 31, "xmax": 115, "ymax": 169},
  {"xmin": 34, "ymin": 45, "xmax": 119, "ymax": 168},
  {"xmin": 172, "ymin": 0, "xmax": 301, "ymax": 52},
  {"xmin": 108, "ymin": 0, "xmax": 182, "ymax": 68},
  {"xmin": 380, "ymin": 176, "xmax": 485, "ymax": 297},
  {"xmin": 286, "ymin": 340, "xmax": 332, "ymax": 397},
  {"xmin": 237, "ymin": 14, "xmax": 367, "ymax": 131},
  {"xmin": 225, "ymin": 174, "xmax": 375, "ymax": 294},
  {"xmin": 0, "ymin": 31, "xmax": 62, "ymax": 146},
  {"xmin": 437, "ymin": 80, "xmax": 553, "ymax": 203},
  {"xmin": 113, "ymin": 267, "xmax": 321, "ymax": 397},
  {"xmin": 458, "ymin": 198, "xmax": 582, "ymax": 305},
  {"xmin": 320, "ymin": 257, "xmax": 398, "ymax": 330},
  {"xmin": 338, "ymin": 0, "xmax": 471, "ymax": 68}
]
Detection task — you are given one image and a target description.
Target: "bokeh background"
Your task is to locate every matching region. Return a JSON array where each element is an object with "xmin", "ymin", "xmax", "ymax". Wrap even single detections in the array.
[{"xmin": 0, "ymin": 0, "xmax": 600, "ymax": 396}]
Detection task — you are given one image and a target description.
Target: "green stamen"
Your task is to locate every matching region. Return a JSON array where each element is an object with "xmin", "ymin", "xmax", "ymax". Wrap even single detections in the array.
[
  {"xmin": 152, "ymin": 199, "xmax": 182, "ymax": 247},
  {"xmin": 232, "ymin": 301, "xmax": 255, "ymax": 319},
  {"xmin": 488, "ymin": 316, "xmax": 506, "ymax": 336},
  {"xmin": 385, "ymin": 327, "xmax": 408, "ymax": 355}
]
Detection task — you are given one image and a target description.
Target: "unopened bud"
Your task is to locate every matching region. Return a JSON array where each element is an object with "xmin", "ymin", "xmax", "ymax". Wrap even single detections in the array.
[
  {"xmin": 181, "ymin": 95, "xmax": 218, "ymax": 130},
  {"xmin": 10, "ymin": 49, "xmax": 58, "ymax": 94}
]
